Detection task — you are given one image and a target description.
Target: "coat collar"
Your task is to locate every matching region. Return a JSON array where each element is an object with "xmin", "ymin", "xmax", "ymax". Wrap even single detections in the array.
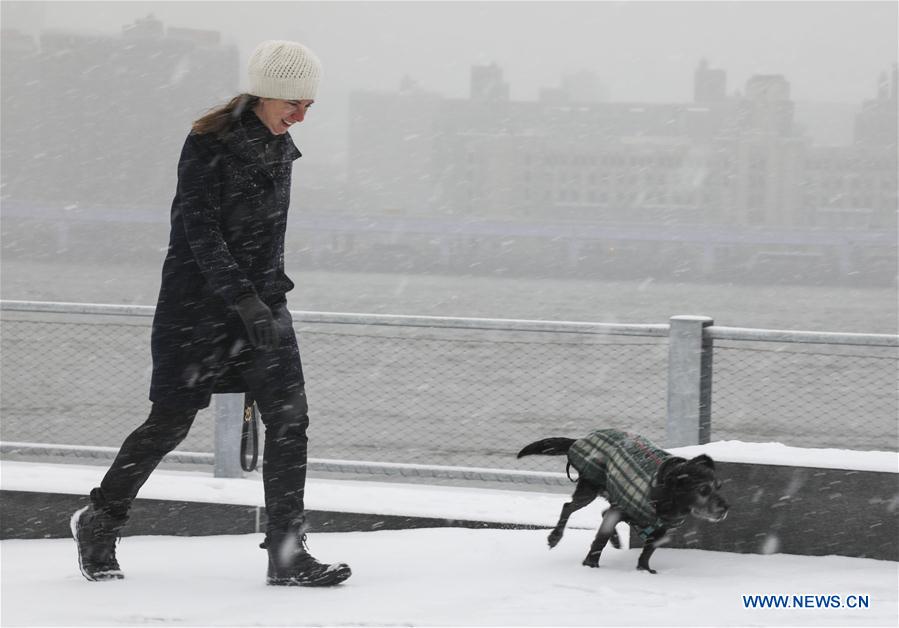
[{"xmin": 221, "ymin": 110, "xmax": 302, "ymax": 172}]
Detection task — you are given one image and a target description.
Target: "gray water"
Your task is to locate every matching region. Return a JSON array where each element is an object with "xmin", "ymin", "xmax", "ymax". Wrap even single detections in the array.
[{"xmin": 2, "ymin": 259, "xmax": 897, "ymax": 333}]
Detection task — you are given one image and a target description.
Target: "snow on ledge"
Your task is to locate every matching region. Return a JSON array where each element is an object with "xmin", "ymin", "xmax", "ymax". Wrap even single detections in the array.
[{"xmin": 669, "ymin": 440, "xmax": 897, "ymax": 473}]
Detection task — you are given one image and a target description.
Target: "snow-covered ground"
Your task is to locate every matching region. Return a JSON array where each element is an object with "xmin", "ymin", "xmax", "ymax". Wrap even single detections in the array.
[
  {"xmin": 2, "ymin": 454, "xmax": 898, "ymax": 627},
  {"xmin": 2, "ymin": 529, "xmax": 897, "ymax": 626}
]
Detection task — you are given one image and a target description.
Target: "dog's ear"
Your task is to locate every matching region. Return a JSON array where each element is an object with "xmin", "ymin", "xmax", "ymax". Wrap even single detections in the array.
[{"xmin": 688, "ymin": 454, "xmax": 715, "ymax": 469}]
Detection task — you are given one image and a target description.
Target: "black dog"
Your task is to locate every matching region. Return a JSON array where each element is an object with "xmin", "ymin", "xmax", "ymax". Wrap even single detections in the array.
[{"xmin": 517, "ymin": 429, "xmax": 728, "ymax": 574}]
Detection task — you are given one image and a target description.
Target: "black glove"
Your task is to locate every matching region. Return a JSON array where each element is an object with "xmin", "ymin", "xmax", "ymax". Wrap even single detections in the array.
[{"xmin": 235, "ymin": 295, "xmax": 278, "ymax": 351}]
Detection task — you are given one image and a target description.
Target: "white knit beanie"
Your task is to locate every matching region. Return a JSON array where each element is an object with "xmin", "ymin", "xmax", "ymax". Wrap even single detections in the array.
[{"xmin": 247, "ymin": 40, "xmax": 321, "ymax": 100}]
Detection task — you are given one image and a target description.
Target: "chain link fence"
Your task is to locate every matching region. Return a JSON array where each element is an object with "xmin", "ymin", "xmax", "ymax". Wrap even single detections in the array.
[
  {"xmin": 712, "ymin": 341, "xmax": 898, "ymax": 450},
  {"xmin": 1, "ymin": 303, "xmax": 896, "ymax": 478},
  {"xmin": 298, "ymin": 324, "xmax": 667, "ymax": 471}
]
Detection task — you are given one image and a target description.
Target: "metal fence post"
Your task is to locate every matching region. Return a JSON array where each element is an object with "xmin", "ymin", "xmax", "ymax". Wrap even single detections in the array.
[
  {"xmin": 667, "ymin": 315, "xmax": 714, "ymax": 447},
  {"xmin": 213, "ymin": 393, "xmax": 243, "ymax": 478}
]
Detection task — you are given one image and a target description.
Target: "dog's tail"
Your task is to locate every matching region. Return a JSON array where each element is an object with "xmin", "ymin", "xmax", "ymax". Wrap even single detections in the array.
[{"xmin": 516, "ymin": 437, "xmax": 576, "ymax": 458}]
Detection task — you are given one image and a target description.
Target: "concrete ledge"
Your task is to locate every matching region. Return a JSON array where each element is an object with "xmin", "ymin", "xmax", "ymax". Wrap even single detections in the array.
[
  {"xmin": 2, "ymin": 491, "xmax": 260, "ymax": 539},
  {"xmin": 660, "ymin": 461, "xmax": 899, "ymax": 561},
  {"xmin": 2, "ymin": 459, "xmax": 896, "ymax": 561},
  {"xmin": 0, "ymin": 490, "xmax": 543, "ymax": 540}
]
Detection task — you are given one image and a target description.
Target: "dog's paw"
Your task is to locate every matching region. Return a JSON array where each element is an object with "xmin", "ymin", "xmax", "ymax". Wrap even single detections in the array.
[
  {"xmin": 547, "ymin": 531, "xmax": 562, "ymax": 548},
  {"xmin": 637, "ymin": 564, "xmax": 658, "ymax": 575},
  {"xmin": 582, "ymin": 556, "xmax": 600, "ymax": 568}
]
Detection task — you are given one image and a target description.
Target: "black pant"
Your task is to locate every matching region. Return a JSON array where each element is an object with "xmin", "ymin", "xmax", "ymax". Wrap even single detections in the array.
[{"xmin": 93, "ymin": 316, "xmax": 310, "ymax": 536}]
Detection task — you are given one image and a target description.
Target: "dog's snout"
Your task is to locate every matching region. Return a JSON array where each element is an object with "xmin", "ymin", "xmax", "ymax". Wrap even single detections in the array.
[
  {"xmin": 711, "ymin": 495, "xmax": 729, "ymax": 521},
  {"xmin": 690, "ymin": 491, "xmax": 729, "ymax": 523}
]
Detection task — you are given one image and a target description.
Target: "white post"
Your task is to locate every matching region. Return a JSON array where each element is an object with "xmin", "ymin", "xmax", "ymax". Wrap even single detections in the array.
[
  {"xmin": 213, "ymin": 393, "xmax": 244, "ymax": 478},
  {"xmin": 667, "ymin": 315, "xmax": 714, "ymax": 447}
]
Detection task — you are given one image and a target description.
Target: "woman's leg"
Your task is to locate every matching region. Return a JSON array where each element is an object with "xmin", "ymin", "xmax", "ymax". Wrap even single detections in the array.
[
  {"xmin": 237, "ymin": 303, "xmax": 309, "ymax": 536},
  {"xmin": 238, "ymin": 302, "xmax": 350, "ymax": 585},
  {"xmin": 92, "ymin": 402, "xmax": 199, "ymax": 517},
  {"xmin": 73, "ymin": 401, "xmax": 198, "ymax": 581}
]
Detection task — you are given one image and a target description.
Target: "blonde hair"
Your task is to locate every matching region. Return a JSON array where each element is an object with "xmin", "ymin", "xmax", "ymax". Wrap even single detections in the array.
[{"xmin": 191, "ymin": 94, "xmax": 259, "ymax": 135}]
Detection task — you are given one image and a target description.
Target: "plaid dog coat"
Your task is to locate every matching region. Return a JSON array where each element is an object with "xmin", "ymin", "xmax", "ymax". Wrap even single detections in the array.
[{"xmin": 567, "ymin": 429, "xmax": 687, "ymax": 540}]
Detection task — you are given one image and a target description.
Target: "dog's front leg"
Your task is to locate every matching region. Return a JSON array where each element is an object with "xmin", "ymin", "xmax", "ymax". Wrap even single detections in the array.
[
  {"xmin": 582, "ymin": 507, "xmax": 622, "ymax": 567},
  {"xmin": 549, "ymin": 479, "xmax": 599, "ymax": 549},
  {"xmin": 636, "ymin": 528, "xmax": 667, "ymax": 574},
  {"xmin": 605, "ymin": 509, "xmax": 622, "ymax": 549}
]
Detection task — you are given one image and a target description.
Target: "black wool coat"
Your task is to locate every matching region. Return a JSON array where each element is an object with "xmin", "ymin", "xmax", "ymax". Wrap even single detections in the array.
[{"xmin": 149, "ymin": 110, "xmax": 302, "ymax": 409}]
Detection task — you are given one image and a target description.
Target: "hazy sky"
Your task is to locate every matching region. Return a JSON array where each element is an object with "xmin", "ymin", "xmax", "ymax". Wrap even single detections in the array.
[{"xmin": 3, "ymin": 0, "xmax": 897, "ymax": 105}]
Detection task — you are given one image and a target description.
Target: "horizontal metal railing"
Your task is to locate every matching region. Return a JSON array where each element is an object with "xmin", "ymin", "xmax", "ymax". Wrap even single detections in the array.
[
  {"xmin": 2, "ymin": 299, "xmax": 896, "ymax": 481},
  {"xmin": 4, "ymin": 300, "xmax": 894, "ymax": 346},
  {"xmin": 0, "ymin": 300, "xmax": 668, "ymax": 337},
  {"xmin": 707, "ymin": 325, "xmax": 898, "ymax": 347}
]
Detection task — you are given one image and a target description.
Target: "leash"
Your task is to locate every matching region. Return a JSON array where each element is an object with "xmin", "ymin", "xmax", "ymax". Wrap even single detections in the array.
[{"xmin": 240, "ymin": 392, "xmax": 259, "ymax": 472}]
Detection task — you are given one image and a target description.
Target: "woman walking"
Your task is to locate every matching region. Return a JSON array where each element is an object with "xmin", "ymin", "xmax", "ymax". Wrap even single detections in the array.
[{"xmin": 71, "ymin": 40, "xmax": 351, "ymax": 587}]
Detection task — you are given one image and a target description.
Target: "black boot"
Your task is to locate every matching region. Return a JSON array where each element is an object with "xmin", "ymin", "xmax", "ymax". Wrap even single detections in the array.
[
  {"xmin": 70, "ymin": 505, "xmax": 127, "ymax": 581},
  {"xmin": 262, "ymin": 518, "xmax": 351, "ymax": 586}
]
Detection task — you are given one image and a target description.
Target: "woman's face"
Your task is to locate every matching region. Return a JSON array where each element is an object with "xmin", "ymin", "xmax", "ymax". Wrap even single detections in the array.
[{"xmin": 254, "ymin": 98, "xmax": 314, "ymax": 135}]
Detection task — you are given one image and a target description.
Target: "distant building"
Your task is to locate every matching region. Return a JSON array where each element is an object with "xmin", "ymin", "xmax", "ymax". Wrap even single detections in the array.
[
  {"xmin": 800, "ymin": 66, "xmax": 898, "ymax": 231},
  {"xmin": 349, "ymin": 64, "xmax": 743, "ymax": 222},
  {"xmin": 723, "ymin": 75, "xmax": 805, "ymax": 226},
  {"xmin": 347, "ymin": 80, "xmax": 445, "ymax": 214},
  {"xmin": 801, "ymin": 146, "xmax": 896, "ymax": 230},
  {"xmin": 738, "ymin": 74, "xmax": 794, "ymax": 136},
  {"xmin": 539, "ymin": 70, "xmax": 609, "ymax": 104},
  {"xmin": 1, "ymin": 29, "xmax": 41, "ymax": 204},
  {"xmin": 854, "ymin": 64, "xmax": 898, "ymax": 147},
  {"xmin": 122, "ymin": 13, "xmax": 164, "ymax": 39},
  {"xmin": 693, "ymin": 58, "xmax": 727, "ymax": 102},
  {"xmin": 0, "ymin": 17, "xmax": 238, "ymax": 210},
  {"xmin": 561, "ymin": 70, "xmax": 609, "ymax": 103},
  {"xmin": 167, "ymin": 26, "xmax": 222, "ymax": 47},
  {"xmin": 470, "ymin": 63, "xmax": 509, "ymax": 102},
  {"xmin": 345, "ymin": 62, "xmax": 896, "ymax": 237}
]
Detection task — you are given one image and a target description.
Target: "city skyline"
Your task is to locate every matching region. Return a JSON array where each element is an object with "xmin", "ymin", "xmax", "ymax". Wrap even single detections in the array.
[
  {"xmin": 3, "ymin": 11, "xmax": 895, "ymax": 225},
  {"xmin": 2, "ymin": 4, "xmax": 896, "ymax": 287},
  {"xmin": 2, "ymin": 1, "xmax": 896, "ymax": 105}
]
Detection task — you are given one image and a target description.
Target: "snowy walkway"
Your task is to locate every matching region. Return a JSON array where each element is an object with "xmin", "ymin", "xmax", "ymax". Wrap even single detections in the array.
[
  {"xmin": 2, "ymin": 529, "xmax": 897, "ymax": 626},
  {"xmin": 1, "ymin": 459, "xmax": 897, "ymax": 626}
]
